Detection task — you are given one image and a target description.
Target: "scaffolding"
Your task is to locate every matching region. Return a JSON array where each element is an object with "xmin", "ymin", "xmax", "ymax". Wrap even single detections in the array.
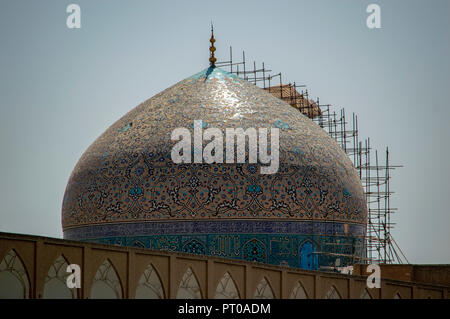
[{"xmin": 217, "ymin": 47, "xmax": 409, "ymax": 266}]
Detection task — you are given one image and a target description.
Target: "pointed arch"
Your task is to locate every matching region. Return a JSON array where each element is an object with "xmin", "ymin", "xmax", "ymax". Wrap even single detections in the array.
[
  {"xmin": 243, "ymin": 238, "xmax": 267, "ymax": 263},
  {"xmin": 176, "ymin": 267, "xmax": 202, "ymax": 299},
  {"xmin": 0, "ymin": 249, "xmax": 30, "ymax": 299},
  {"xmin": 90, "ymin": 259, "xmax": 123, "ymax": 299},
  {"xmin": 182, "ymin": 239, "xmax": 206, "ymax": 255},
  {"xmin": 325, "ymin": 285, "xmax": 341, "ymax": 299},
  {"xmin": 253, "ymin": 277, "xmax": 274, "ymax": 299},
  {"xmin": 135, "ymin": 263, "xmax": 165, "ymax": 299},
  {"xmin": 299, "ymin": 240, "xmax": 318, "ymax": 270},
  {"xmin": 289, "ymin": 281, "xmax": 308, "ymax": 299},
  {"xmin": 360, "ymin": 288, "xmax": 372, "ymax": 299},
  {"xmin": 43, "ymin": 255, "xmax": 77, "ymax": 299},
  {"xmin": 214, "ymin": 272, "xmax": 239, "ymax": 299}
]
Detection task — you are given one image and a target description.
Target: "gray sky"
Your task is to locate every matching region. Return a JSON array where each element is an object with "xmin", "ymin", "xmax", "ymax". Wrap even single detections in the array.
[{"xmin": 0, "ymin": 0, "xmax": 449, "ymax": 263}]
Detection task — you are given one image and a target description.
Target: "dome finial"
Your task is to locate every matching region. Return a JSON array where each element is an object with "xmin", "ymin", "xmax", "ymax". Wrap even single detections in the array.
[{"xmin": 209, "ymin": 22, "xmax": 217, "ymax": 67}]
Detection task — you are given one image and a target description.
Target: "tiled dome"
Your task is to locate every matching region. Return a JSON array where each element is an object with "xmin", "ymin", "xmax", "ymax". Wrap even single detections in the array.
[{"xmin": 62, "ymin": 66, "xmax": 367, "ymax": 269}]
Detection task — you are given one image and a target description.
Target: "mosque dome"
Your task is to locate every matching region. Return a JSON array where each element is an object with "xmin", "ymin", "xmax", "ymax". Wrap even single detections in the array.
[{"xmin": 62, "ymin": 66, "xmax": 367, "ymax": 269}]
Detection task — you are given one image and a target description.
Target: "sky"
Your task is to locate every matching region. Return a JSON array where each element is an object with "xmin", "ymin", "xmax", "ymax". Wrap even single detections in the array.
[{"xmin": 0, "ymin": 0, "xmax": 449, "ymax": 264}]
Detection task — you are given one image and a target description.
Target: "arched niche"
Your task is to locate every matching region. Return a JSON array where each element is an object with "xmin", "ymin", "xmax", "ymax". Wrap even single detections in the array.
[
  {"xmin": 214, "ymin": 272, "xmax": 239, "ymax": 299},
  {"xmin": 90, "ymin": 259, "xmax": 123, "ymax": 299},
  {"xmin": 0, "ymin": 249, "xmax": 30, "ymax": 299},
  {"xmin": 43, "ymin": 255, "xmax": 77, "ymax": 299},
  {"xmin": 176, "ymin": 267, "xmax": 201, "ymax": 299},
  {"xmin": 289, "ymin": 281, "xmax": 308, "ymax": 299},
  {"xmin": 135, "ymin": 264, "xmax": 164, "ymax": 299},
  {"xmin": 325, "ymin": 286, "xmax": 341, "ymax": 299},
  {"xmin": 393, "ymin": 292, "xmax": 402, "ymax": 299},
  {"xmin": 253, "ymin": 277, "xmax": 274, "ymax": 299},
  {"xmin": 360, "ymin": 288, "xmax": 372, "ymax": 299}
]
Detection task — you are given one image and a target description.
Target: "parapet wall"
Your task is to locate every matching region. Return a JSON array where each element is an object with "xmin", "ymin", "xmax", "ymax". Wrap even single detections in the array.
[
  {"xmin": 1, "ymin": 232, "xmax": 448, "ymax": 299},
  {"xmin": 354, "ymin": 264, "xmax": 450, "ymax": 287}
]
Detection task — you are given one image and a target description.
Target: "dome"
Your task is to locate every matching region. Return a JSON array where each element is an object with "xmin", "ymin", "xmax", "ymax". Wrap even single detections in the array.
[{"xmin": 62, "ymin": 66, "xmax": 367, "ymax": 269}]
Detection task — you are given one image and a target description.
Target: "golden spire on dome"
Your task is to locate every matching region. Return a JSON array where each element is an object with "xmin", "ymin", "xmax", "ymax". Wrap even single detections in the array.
[{"xmin": 209, "ymin": 23, "xmax": 217, "ymax": 67}]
